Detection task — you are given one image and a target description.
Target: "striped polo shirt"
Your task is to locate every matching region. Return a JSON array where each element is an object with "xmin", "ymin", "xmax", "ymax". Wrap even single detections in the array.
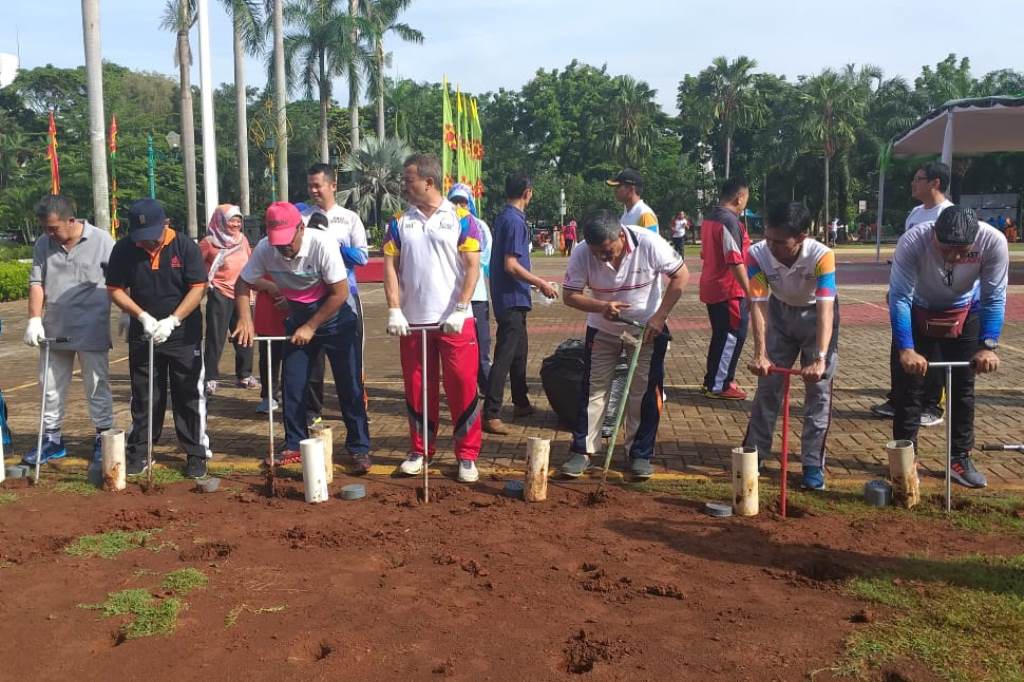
[{"xmin": 747, "ymin": 238, "xmax": 837, "ymax": 308}]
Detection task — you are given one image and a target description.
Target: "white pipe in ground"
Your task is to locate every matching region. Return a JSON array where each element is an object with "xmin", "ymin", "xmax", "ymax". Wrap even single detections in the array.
[
  {"xmin": 524, "ymin": 437, "xmax": 550, "ymax": 502},
  {"xmin": 311, "ymin": 424, "xmax": 334, "ymax": 484},
  {"xmin": 731, "ymin": 446, "xmax": 759, "ymax": 516},
  {"xmin": 300, "ymin": 437, "xmax": 329, "ymax": 503},
  {"xmin": 101, "ymin": 428, "xmax": 126, "ymax": 492},
  {"xmin": 886, "ymin": 439, "xmax": 919, "ymax": 509}
]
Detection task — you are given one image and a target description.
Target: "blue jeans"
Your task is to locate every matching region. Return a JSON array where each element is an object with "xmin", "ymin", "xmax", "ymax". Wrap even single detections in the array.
[{"xmin": 281, "ymin": 302, "xmax": 370, "ymax": 454}]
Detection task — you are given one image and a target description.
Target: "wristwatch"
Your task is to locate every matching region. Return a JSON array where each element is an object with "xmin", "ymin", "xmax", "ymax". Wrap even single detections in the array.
[
  {"xmin": 982, "ymin": 338, "xmax": 999, "ymax": 351},
  {"xmin": 454, "ymin": 303, "xmax": 470, "ymax": 312},
  {"xmin": 816, "ymin": 351, "xmax": 828, "ymax": 361}
]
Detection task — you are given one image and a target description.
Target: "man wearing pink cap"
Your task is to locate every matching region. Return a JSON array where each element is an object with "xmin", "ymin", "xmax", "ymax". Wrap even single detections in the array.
[
  {"xmin": 384, "ymin": 154, "xmax": 484, "ymax": 483},
  {"xmin": 232, "ymin": 202, "xmax": 372, "ymax": 472}
]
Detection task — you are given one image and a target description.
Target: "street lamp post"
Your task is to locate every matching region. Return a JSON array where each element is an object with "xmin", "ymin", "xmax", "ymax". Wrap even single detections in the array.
[
  {"xmin": 147, "ymin": 131, "xmax": 181, "ymax": 200},
  {"xmin": 266, "ymin": 136, "xmax": 277, "ymax": 203}
]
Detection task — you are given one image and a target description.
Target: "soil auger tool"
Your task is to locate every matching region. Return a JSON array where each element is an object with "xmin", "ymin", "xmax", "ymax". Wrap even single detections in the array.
[
  {"xmin": 596, "ymin": 319, "xmax": 646, "ymax": 495},
  {"xmin": 982, "ymin": 442, "xmax": 1024, "ymax": 453},
  {"xmin": 928, "ymin": 361, "xmax": 971, "ymax": 513},
  {"xmin": 412, "ymin": 324, "xmax": 443, "ymax": 504},
  {"xmin": 33, "ymin": 336, "xmax": 71, "ymax": 484},
  {"xmin": 767, "ymin": 365, "xmax": 802, "ymax": 518},
  {"xmin": 256, "ymin": 336, "xmax": 289, "ymax": 497}
]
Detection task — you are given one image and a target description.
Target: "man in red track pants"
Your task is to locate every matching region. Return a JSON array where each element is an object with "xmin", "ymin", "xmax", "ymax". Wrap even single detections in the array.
[{"xmin": 383, "ymin": 153, "xmax": 484, "ymax": 483}]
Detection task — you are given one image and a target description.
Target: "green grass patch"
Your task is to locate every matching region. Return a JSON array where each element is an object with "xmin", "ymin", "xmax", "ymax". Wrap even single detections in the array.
[
  {"xmin": 54, "ymin": 479, "xmax": 99, "ymax": 496},
  {"xmin": 628, "ymin": 477, "xmax": 734, "ymax": 502},
  {"xmin": 162, "ymin": 568, "xmax": 208, "ymax": 596},
  {"xmin": 64, "ymin": 530, "xmax": 158, "ymax": 559},
  {"xmin": 836, "ymin": 554, "xmax": 1024, "ymax": 680},
  {"xmin": 80, "ymin": 589, "xmax": 183, "ymax": 640},
  {"xmin": 0, "ymin": 492, "xmax": 17, "ymax": 505},
  {"xmin": 136, "ymin": 466, "xmax": 187, "ymax": 486}
]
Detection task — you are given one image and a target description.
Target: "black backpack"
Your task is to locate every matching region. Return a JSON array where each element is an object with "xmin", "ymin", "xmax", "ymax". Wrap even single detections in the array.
[{"xmin": 540, "ymin": 338, "xmax": 628, "ymax": 437}]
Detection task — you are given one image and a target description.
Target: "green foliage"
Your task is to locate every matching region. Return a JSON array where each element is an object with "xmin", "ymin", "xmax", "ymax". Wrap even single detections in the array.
[
  {"xmin": 0, "ymin": 261, "xmax": 30, "ymax": 302},
  {"xmin": 162, "ymin": 567, "xmax": 209, "ymax": 595},
  {"xmin": 53, "ymin": 480, "xmax": 99, "ymax": 496},
  {"xmin": 0, "ymin": 492, "xmax": 17, "ymax": 505},
  {"xmin": 0, "ymin": 243, "xmax": 33, "ymax": 260},
  {"xmin": 64, "ymin": 530, "xmax": 158, "ymax": 559},
  {"xmin": 338, "ymin": 134, "xmax": 410, "ymax": 233},
  {"xmin": 80, "ymin": 589, "xmax": 183, "ymax": 639}
]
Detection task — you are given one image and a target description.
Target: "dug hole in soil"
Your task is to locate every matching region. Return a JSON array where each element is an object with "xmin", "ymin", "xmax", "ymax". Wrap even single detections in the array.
[{"xmin": 1, "ymin": 474, "xmax": 1020, "ymax": 681}]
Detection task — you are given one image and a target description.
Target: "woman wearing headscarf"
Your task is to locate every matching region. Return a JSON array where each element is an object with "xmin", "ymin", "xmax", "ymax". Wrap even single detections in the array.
[{"xmin": 199, "ymin": 204, "xmax": 257, "ymax": 395}]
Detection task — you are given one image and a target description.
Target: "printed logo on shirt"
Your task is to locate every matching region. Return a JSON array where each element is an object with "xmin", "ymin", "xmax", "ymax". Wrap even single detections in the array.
[{"xmin": 170, "ymin": 255, "xmax": 182, "ymax": 268}]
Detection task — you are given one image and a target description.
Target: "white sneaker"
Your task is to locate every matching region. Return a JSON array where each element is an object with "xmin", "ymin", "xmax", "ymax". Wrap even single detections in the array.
[
  {"xmin": 458, "ymin": 459, "xmax": 479, "ymax": 483},
  {"xmin": 399, "ymin": 454, "xmax": 424, "ymax": 476},
  {"xmin": 204, "ymin": 380, "xmax": 217, "ymax": 396}
]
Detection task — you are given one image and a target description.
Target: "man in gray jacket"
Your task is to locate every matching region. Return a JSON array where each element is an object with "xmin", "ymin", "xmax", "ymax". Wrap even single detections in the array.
[{"xmin": 22, "ymin": 194, "xmax": 115, "ymax": 466}]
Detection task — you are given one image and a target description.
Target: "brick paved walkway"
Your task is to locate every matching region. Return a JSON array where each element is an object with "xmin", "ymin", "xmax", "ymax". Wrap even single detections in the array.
[{"xmin": 2, "ymin": 252, "xmax": 1023, "ymax": 487}]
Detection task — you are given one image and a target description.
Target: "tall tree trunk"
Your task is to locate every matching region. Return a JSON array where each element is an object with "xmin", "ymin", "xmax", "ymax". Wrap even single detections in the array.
[
  {"xmin": 81, "ymin": 0, "xmax": 110, "ymax": 231},
  {"xmin": 348, "ymin": 0, "xmax": 360, "ymax": 154},
  {"xmin": 375, "ymin": 40, "xmax": 385, "ymax": 141},
  {"xmin": 318, "ymin": 51, "xmax": 329, "ymax": 164},
  {"xmin": 725, "ymin": 135, "xmax": 732, "ymax": 179},
  {"xmin": 273, "ymin": 0, "xmax": 288, "ymax": 201},
  {"xmin": 178, "ymin": 2, "xmax": 198, "ymax": 238},
  {"xmin": 232, "ymin": 11, "xmax": 250, "ymax": 215},
  {"xmin": 824, "ymin": 153, "xmax": 831, "ymax": 232}
]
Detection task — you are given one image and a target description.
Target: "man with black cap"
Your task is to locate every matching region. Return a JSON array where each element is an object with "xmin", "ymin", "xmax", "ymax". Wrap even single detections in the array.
[
  {"xmin": 106, "ymin": 198, "xmax": 211, "ymax": 478},
  {"xmin": 889, "ymin": 206, "xmax": 1008, "ymax": 489},
  {"xmin": 607, "ymin": 169, "xmax": 659, "ymax": 234}
]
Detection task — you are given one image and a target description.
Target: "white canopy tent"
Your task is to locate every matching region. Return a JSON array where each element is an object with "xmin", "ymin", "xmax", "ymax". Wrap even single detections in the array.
[{"xmin": 875, "ymin": 96, "xmax": 1024, "ymax": 260}]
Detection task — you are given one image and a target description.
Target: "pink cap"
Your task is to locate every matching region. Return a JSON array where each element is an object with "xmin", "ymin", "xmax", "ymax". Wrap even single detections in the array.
[{"xmin": 265, "ymin": 202, "xmax": 302, "ymax": 246}]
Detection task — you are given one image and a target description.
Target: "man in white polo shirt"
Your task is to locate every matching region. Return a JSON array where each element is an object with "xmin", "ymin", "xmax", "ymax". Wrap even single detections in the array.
[
  {"xmin": 560, "ymin": 210, "xmax": 689, "ymax": 480},
  {"xmin": 232, "ymin": 202, "xmax": 372, "ymax": 473},
  {"xmin": 607, "ymin": 169, "xmax": 659, "ymax": 234},
  {"xmin": 383, "ymin": 153, "xmax": 484, "ymax": 484},
  {"xmin": 302, "ymin": 163, "xmax": 369, "ymax": 426},
  {"xmin": 743, "ymin": 202, "xmax": 838, "ymax": 491}
]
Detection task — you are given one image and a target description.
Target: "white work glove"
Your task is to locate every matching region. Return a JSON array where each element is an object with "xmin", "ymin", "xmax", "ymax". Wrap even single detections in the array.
[
  {"xmin": 24, "ymin": 316, "xmax": 46, "ymax": 347},
  {"xmin": 151, "ymin": 315, "xmax": 181, "ymax": 345},
  {"xmin": 440, "ymin": 304, "xmax": 473, "ymax": 335},
  {"xmin": 137, "ymin": 311, "xmax": 160, "ymax": 340},
  {"xmin": 386, "ymin": 308, "xmax": 411, "ymax": 337},
  {"xmin": 118, "ymin": 311, "xmax": 130, "ymax": 339}
]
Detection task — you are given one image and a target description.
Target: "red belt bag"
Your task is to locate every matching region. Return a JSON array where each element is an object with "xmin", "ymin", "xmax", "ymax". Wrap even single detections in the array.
[{"xmin": 912, "ymin": 305, "xmax": 970, "ymax": 339}]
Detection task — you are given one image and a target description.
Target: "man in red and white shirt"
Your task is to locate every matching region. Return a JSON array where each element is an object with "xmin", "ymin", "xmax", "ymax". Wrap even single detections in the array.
[
  {"xmin": 699, "ymin": 177, "xmax": 752, "ymax": 400},
  {"xmin": 383, "ymin": 154, "xmax": 484, "ymax": 483},
  {"xmin": 560, "ymin": 210, "xmax": 689, "ymax": 480}
]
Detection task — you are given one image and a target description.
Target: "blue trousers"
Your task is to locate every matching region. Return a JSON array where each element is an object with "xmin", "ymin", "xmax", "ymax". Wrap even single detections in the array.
[{"xmin": 281, "ymin": 305, "xmax": 370, "ymax": 454}]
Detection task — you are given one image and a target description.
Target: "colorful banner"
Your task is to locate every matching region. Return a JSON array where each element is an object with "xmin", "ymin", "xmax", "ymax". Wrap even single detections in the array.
[
  {"xmin": 469, "ymin": 97, "xmax": 484, "ymax": 209},
  {"xmin": 109, "ymin": 116, "xmax": 119, "ymax": 236},
  {"xmin": 456, "ymin": 87, "xmax": 470, "ymax": 187},
  {"xmin": 46, "ymin": 111, "xmax": 60, "ymax": 195},
  {"xmin": 441, "ymin": 76, "xmax": 456, "ymax": 194}
]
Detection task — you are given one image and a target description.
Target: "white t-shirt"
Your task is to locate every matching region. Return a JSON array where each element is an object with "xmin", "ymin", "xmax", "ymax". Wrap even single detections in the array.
[
  {"xmin": 382, "ymin": 200, "xmax": 483, "ymax": 325},
  {"xmin": 240, "ymin": 230, "xmax": 347, "ymax": 304},
  {"xmin": 563, "ymin": 226, "xmax": 683, "ymax": 335},
  {"xmin": 905, "ymin": 199, "xmax": 954, "ymax": 230},
  {"xmin": 671, "ymin": 218, "xmax": 688, "ymax": 239},
  {"xmin": 620, "ymin": 199, "xmax": 659, "ymax": 233}
]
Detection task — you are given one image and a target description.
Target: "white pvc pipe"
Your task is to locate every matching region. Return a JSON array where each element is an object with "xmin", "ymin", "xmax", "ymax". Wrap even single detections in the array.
[
  {"xmin": 300, "ymin": 437, "xmax": 329, "ymax": 503},
  {"xmin": 101, "ymin": 428, "xmax": 126, "ymax": 492},
  {"xmin": 196, "ymin": 0, "xmax": 219, "ymax": 223},
  {"xmin": 731, "ymin": 446, "xmax": 758, "ymax": 516}
]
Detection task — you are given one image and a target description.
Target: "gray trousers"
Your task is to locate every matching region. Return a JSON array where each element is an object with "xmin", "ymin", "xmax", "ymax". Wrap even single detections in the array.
[
  {"xmin": 39, "ymin": 349, "xmax": 113, "ymax": 436},
  {"xmin": 744, "ymin": 297, "xmax": 838, "ymax": 467}
]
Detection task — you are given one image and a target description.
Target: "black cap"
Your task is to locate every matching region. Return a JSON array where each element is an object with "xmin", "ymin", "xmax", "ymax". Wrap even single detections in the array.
[
  {"xmin": 934, "ymin": 206, "xmax": 979, "ymax": 246},
  {"xmin": 606, "ymin": 169, "xmax": 643, "ymax": 187},
  {"xmin": 126, "ymin": 198, "xmax": 167, "ymax": 242},
  {"xmin": 306, "ymin": 210, "xmax": 329, "ymax": 230}
]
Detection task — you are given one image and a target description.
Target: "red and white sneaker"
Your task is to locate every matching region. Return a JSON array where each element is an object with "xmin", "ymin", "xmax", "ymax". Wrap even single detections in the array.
[{"xmin": 704, "ymin": 382, "xmax": 748, "ymax": 400}]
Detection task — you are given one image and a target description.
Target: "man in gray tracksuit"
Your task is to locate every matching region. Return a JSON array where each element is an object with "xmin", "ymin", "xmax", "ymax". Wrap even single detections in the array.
[{"xmin": 742, "ymin": 202, "xmax": 839, "ymax": 491}]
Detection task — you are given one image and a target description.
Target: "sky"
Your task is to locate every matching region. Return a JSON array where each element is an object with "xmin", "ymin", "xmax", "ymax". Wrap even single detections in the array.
[{"xmin": 2, "ymin": 0, "xmax": 1022, "ymax": 112}]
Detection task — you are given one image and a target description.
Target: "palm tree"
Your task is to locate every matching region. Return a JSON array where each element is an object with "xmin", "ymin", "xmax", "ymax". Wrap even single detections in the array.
[
  {"xmin": 81, "ymin": 0, "xmax": 110, "ymax": 232},
  {"xmin": 161, "ymin": 0, "xmax": 199, "ymax": 237},
  {"xmin": 605, "ymin": 75, "xmax": 658, "ymax": 168},
  {"xmin": 357, "ymin": 0, "xmax": 423, "ymax": 141},
  {"xmin": 678, "ymin": 56, "xmax": 764, "ymax": 179},
  {"xmin": 337, "ymin": 134, "xmax": 409, "ymax": 239},
  {"xmin": 282, "ymin": 0, "xmax": 365, "ymax": 164},
  {"xmin": 800, "ymin": 69, "xmax": 863, "ymax": 228},
  {"xmin": 220, "ymin": 0, "xmax": 263, "ymax": 214}
]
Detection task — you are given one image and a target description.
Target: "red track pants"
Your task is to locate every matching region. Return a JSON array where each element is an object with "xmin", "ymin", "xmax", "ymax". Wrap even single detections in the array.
[{"xmin": 399, "ymin": 319, "xmax": 481, "ymax": 461}]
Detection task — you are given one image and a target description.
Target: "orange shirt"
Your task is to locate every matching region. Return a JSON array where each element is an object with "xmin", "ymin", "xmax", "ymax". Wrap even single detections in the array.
[{"xmin": 200, "ymin": 236, "xmax": 251, "ymax": 299}]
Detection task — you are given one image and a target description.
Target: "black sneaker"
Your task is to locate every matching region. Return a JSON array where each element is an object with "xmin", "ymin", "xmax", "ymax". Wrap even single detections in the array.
[
  {"xmin": 185, "ymin": 456, "xmax": 208, "ymax": 479},
  {"xmin": 127, "ymin": 458, "xmax": 149, "ymax": 476},
  {"xmin": 351, "ymin": 453, "xmax": 372, "ymax": 476},
  {"xmin": 870, "ymin": 401, "xmax": 896, "ymax": 418},
  {"xmin": 950, "ymin": 455, "xmax": 987, "ymax": 489}
]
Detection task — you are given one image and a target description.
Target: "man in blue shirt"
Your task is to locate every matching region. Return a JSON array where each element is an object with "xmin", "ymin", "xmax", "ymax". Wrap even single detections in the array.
[{"xmin": 483, "ymin": 173, "xmax": 557, "ymax": 434}]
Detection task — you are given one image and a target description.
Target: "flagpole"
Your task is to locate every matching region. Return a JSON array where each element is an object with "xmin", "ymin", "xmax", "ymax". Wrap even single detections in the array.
[
  {"xmin": 81, "ymin": 0, "xmax": 110, "ymax": 230},
  {"xmin": 196, "ymin": 0, "xmax": 219, "ymax": 225}
]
